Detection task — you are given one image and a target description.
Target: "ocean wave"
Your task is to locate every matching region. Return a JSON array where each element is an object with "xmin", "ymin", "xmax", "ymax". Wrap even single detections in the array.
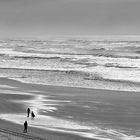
[
  {"xmin": 104, "ymin": 63, "xmax": 138, "ymax": 69},
  {"xmin": 135, "ymin": 50, "xmax": 140, "ymax": 54},
  {"xmin": 91, "ymin": 48, "xmax": 106, "ymax": 51},
  {"xmin": 0, "ymin": 67, "xmax": 87, "ymax": 75},
  {"xmin": 1, "ymin": 67, "xmax": 139, "ymax": 87},
  {"xmin": 92, "ymin": 53, "xmax": 140, "ymax": 59},
  {"xmin": 2, "ymin": 45, "xmax": 140, "ymax": 60},
  {"xmin": 14, "ymin": 56, "xmax": 61, "ymax": 60},
  {"xmin": 84, "ymin": 75, "xmax": 140, "ymax": 86},
  {"xmin": 15, "ymin": 49, "xmax": 140, "ymax": 60},
  {"xmin": 0, "ymin": 54, "xmax": 8, "ymax": 57}
]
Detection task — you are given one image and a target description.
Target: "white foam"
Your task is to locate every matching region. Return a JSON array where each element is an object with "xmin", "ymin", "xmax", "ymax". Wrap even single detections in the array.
[
  {"xmin": 0, "ymin": 89, "xmax": 33, "ymax": 95},
  {"xmin": 0, "ymin": 85, "xmax": 16, "ymax": 88},
  {"xmin": 0, "ymin": 113, "xmax": 139, "ymax": 140}
]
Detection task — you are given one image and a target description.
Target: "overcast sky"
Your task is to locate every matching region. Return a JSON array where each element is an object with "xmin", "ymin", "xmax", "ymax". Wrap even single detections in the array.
[{"xmin": 0, "ymin": 0, "xmax": 140, "ymax": 37}]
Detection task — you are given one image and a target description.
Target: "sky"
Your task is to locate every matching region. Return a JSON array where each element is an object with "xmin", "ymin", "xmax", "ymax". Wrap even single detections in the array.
[{"xmin": 0, "ymin": 0, "xmax": 140, "ymax": 37}]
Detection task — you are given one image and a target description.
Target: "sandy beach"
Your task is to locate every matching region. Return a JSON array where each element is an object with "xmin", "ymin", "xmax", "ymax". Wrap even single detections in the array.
[
  {"xmin": 0, "ymin": 78, "xmax": 140, "ymax": 140},
  {"xmin": 0, "ymin": 119, "xmax": 94, "ymax": 140},
  {"xmin": 0, "ymin": 78, "xmax": 102, "ymax": 140}
]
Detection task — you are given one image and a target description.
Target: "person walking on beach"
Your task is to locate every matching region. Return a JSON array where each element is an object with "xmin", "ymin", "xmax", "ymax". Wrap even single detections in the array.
[
  {"xmin": 27, "ymin": 108, "xmax": 30, "ymax": 117},
  {"xmin": 31, "ymin": 111, "xmax": 35, "ymax": 119},
  {"xmin": 23, "ymin": 121, "xmax": 28, "ymax": 133}
]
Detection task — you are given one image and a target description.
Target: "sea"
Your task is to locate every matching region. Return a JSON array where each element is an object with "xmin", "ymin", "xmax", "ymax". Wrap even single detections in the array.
[
  {"xmin": 0, "ymin": 37, "xmax": 140, "ymax": 92},
  {"xmin": 0, "ymin": 37, "xmax": 140, "ymax": 140}
]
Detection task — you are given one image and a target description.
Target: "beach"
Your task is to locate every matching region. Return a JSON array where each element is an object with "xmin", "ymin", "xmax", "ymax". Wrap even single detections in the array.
[
  {"xmin": 0, "ymin": 78, "xmax": 140, "ymax": 140},
  {"xmin": 1, "ymin": 0, "xmax": 140, "ymax": 138},
  {"xmin": 0, "ymin": 38, "xmax": 140, "ymax": 139},
  {"xmin": 0, "ymin": 78, "xmax": 98, "ymax": 140}
]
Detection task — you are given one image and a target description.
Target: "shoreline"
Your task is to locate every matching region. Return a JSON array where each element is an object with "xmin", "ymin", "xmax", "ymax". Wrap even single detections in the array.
[
  {"xmin": 0, "ymin": 77, "xmax": 140, "ymax": 140},
  {"xmin": 0, "ymin": 77, "xmax": 139, "ymax": 94},
  {"xmin": 0, "ymin": 119, "xmax": 96, "ymax": 140},
  {"xmin": 0, "ymin": 78, "xmax": 102, "ymax": 140}
]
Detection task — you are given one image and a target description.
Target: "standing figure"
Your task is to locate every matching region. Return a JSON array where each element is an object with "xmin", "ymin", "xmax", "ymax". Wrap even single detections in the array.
[
  {"xmin": 23, "ymin": 121, "xmax": 28, "ymax": 133},
  {"xmin": 31, "ymin": 111, "xmax": 35, "ymax": 119},
  {"xmin": 27, "ymin": 108, "xmax": 30, "ymax": 117}
]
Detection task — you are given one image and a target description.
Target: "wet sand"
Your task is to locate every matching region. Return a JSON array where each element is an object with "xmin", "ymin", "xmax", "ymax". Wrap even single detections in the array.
[
  {"xmin": 0, "ymin": 119, "xmax": 96, "ymax": 140},
  {"xmin": 0, "ymin": 78, "xmax": 140, "ymax": 139},
  {"xmin": 0, "ymin": 78, "xmax": 101, "ymax": 140}
]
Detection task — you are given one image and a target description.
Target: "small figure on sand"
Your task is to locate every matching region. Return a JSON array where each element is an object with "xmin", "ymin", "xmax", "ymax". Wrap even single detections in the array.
[
  {"xmin": 23, "ymin": 121, "xmax": 28, "ymax": 133},
  {"xmin": 31, "ymin": 111, "xmax": 35, "ymax": 119},
  {"xmin": 27, "ymin": 108, "xmax": 30, "ymax": 117}
]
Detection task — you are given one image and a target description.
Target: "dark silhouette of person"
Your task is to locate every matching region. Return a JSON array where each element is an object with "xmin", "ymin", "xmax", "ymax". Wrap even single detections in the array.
[
  {"xmin": 27, "ymin": 108, "xmax": 30, "ymax": 117},
  {"xmin": 31, "ymin": 111, "xmax": 35, "ymax": 119},
  {"xmin": 24, "ymin": 121, "xmax": 28, "ymax": 133}
]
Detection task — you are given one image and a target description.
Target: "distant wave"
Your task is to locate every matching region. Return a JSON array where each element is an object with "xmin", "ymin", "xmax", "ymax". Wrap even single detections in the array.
[
  {"xmin": 91, "ymin": 48, "xmax": 106, "ymax": 51},
  {"xmin": 92, "ymin": 53, "xmax": 140, "ymax": 59},
  {"xmin": 14, "ymin": 56, "xmax": 61, "ymax": 60},
  {"xmin": 104, "ymin": 63, "xmax": 138, "ymax": 69},
  {"xmin": 0, "ymin": 54, "xmax": 9, "ymax": 57},
  {"xmin": 2, "ymin": 47, "xmax": 140, "ymax": 60},
  {"xmin": 0, "ymin": 67, "xmax": 87, "ymax": 75},
  {"xmin": 135, "ymin": 50, "xmax": 140, "ymax": 54},
  {"xmin": 84, "ymin": 75, "xmax": 140, "ymax": 86},
  {"xmin": 16, "ymin": 50, "xmax": 140, "ymax": 60}
]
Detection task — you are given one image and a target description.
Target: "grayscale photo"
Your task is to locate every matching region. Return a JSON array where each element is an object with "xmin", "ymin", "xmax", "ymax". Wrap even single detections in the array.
[{"xmin": 0, "ymin": 0, "xmax": 140, "ymax": 140}]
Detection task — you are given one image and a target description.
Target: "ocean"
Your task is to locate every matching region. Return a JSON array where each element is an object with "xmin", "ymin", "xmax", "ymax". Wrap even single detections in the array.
[{"xmin": 0, "ymin": 38, "xmax": 140, "ymax": 92}]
